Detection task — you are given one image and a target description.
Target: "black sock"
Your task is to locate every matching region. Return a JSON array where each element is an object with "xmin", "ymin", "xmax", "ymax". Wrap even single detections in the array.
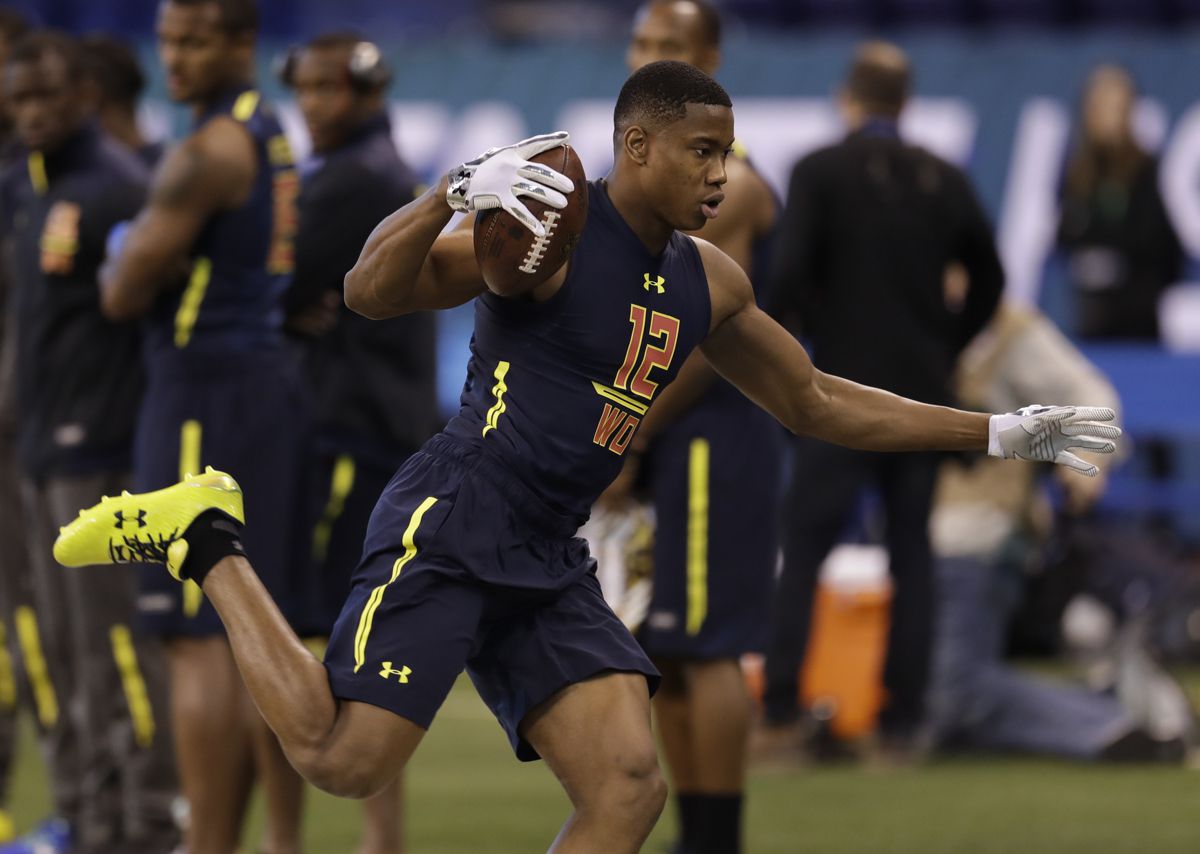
[
  {"xmin": 675, "ymin": 793, "xmax": 702, "ymax": 853},
  {"xmin": 179, "ymin": 510, "xmax": 246, "ymax": 586},
  {"xmin": 687, "ymin": 793, "xmax": 743, "ymax": 854}
]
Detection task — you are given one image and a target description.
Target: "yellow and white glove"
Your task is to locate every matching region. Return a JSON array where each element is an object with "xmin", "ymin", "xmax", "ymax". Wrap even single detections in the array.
[
  {"xmin": 445, "ymin": 131, "xmax": 574, "ymax": 237},
  {"xmin": 988, "ymin": 405, "xmax": 1120, "ymax": 476}
]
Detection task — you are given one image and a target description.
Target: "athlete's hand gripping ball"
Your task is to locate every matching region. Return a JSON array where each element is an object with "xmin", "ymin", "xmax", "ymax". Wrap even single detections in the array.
[
  {"xmin": 446, "ymin": 131, "xmax": 576, "ymax": 237},
  {"xmin": 988, "ymin": 405, "xmax": 1120, "ymax": 476}
]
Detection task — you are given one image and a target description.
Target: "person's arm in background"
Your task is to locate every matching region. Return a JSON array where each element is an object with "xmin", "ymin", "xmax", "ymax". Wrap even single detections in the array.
[
  {"xmin": 765, "ymin": 153, "xmax": 823, "ymax": 334},
  {"xmin": 946, "ymin": 164, "xmax": 1005, "ymax": 349},
  {"xmin": 285, "ymin": 162, "xmax": 412, "ymax": 336},
  {"xmin": 99, "ymin": 118, "xmax": 256, "ymax": 320},
  {"xmin": 1135, "ymin": 157, "xmax": 1185, "ymax": 300}
]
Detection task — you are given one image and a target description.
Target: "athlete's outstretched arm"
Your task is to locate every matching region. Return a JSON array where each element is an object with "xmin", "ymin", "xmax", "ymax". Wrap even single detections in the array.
[
  {"xmin": 100, "ymin": 119, "xmax": 256, "ymax": 320},
  {"xmin": 693, "ymin": 240, "xmax": 1119, "ymax": 473}
]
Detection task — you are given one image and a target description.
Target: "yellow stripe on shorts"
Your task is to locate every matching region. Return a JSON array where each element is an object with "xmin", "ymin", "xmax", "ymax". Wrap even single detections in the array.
[
  {"xmin": 312, "ymin": 455, "xmax": 356, "ymax": 563},
  {"xmin": 179, "ymin": 420, "xmax": 204, "ymax": 617},
  {"xmin": 174, "ymin": 257, "xmax": 212, "ymax": 349},
  {"xmin": 14, "ymin": 606, "xmax": 58, "ymax": 728},
  {"xmin": 686, "ymin": 438, "xmax": 710, "ymax": 636},
  {"xmin": 352, "ymin": 496, "xmax": 438, "ymax": 673},
  {"xmin": 110, "ymin": 624, "xmax": 156, "ymax": 748},
  {"xmin": 0, "ymin": 620, "xmax": 15, "ymax": 709}
]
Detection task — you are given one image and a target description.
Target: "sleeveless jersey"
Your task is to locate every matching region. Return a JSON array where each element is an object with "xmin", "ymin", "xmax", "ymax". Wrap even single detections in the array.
[
  {"xmin": 144, "ymin": 87, "xmax": 298, "ymax": 359},
  {"xmin": 443, "ymin": 179, "xmax": 712, "ymax": 523}
]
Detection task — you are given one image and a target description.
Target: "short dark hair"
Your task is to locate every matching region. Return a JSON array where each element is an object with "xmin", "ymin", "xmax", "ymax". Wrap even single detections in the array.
[
  {"xmin": 0, "ymin": 9, "xmax": 30, "ymax": 45},
  {"xmin": 644, "ymin": 0, "xmax": 721, "ymax": 48},
  {"xmin": 614, "ymin": 59, "xmax": 731, "ymax": 134},
  {"xmin": 844, "ymin": 41, "xmax": 910, "ymax": 119},
  {"xmin": 81, "ymin": 35, "xmax": 145, "ymax": 109},
  {"xmin": 166, "ymin": 0, "xmax": 259, "ymax": 35},
  {"xmin": 6, "ymin": 31, "xmax": 85, "ymax": 82}
]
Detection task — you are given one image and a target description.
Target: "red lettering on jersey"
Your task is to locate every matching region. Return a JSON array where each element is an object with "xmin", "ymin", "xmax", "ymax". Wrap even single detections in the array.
[
  {"xmin": 592, "ymin": 403, "xmax": 627, "ymax": 448},
  {"xmin": 610, "ymin": 415, "xmax": 640, "ymax": 455},
  {"xmin": 629, "ymin": 311, "xmax": 680, "ymax": 400},
  {"xmin": 614, "ymin": 305, "xmax": 648, "ymax": 391}
]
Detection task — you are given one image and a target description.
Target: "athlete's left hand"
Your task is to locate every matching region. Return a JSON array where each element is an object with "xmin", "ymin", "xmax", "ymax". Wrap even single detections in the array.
[
  {"xmin": 445, "ymin": 131, "xmax": 574, "ymax": 238},
  {"xmin": 988, "ymin": 405, "xmax": 1120, "ymax": 476}
]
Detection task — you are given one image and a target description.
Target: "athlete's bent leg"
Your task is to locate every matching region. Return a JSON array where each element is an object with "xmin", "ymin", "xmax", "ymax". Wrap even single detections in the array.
[
  {"xmin": 201, "ymin": 555, "xmax": 425, "ymax": 799},
  {"xmin": 522, "ymin": 672, "xmax": 667, "ymax": 853}
]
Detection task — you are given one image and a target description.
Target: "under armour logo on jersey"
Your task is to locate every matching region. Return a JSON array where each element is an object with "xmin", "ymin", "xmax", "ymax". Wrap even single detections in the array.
[
  {"xmin": 643, "ymin": 273, "xmax": 666, "ymax": 294},
  {"xmin": 379, "ymin": 662, "xmax": 412, "ymax": 683},
  {"xmin": 114, "ymin": 509, "xmax": 147, "ymax": 529}
]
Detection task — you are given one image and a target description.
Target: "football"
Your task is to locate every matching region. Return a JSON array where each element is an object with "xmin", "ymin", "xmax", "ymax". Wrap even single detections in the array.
[{"xmin": 473, "ymin": 144, "xmax": 588, "ymax": 293}]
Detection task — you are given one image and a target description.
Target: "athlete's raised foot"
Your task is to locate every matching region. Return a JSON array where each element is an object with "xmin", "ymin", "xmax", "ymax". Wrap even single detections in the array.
[{"xmin": 53, "ymin": 466, "xmax": 244, "ymax": 580}]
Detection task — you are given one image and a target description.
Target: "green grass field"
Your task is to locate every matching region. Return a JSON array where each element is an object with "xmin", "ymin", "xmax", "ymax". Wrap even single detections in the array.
[{"xmin": 8, "ymin": 674, "xmax": 1200, "ymax": 853}]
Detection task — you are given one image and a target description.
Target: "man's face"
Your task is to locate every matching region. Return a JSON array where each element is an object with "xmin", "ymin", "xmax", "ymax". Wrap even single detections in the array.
[
  {"xmin": 641, "ymin": 102, "xmax": 732, "ymax": 231},
  {"xmin": 4, "ymin": 53, "xmax": 83, "ymax": 153},
  {"xmin": 292, "ymin": 47, "xmax": 367, "ymax": 153},
  {"xmin": 157, "ymin": 0, "xmax": 242, "ymax": 103},
  {"xmin": 627, "ymin": 2, "xmax": 716, "ymax": 75}
]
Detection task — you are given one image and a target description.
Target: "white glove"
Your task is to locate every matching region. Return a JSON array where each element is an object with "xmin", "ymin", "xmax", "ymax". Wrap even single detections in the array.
[
  {"xmin": 988, "ymin": 405, "xmax": 1120, "ymax": 476},
  {"xmin": 446, "ymin": 131, "xmax": 574, "ymax": 237}
]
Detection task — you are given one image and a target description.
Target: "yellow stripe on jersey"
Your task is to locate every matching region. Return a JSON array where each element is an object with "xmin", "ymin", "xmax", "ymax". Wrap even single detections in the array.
[
  {"xmin": 232, "ymin": 90, "xmax": 260, "ymax": 122},
  {"xmin": 14, "ymin": 606, "xmax": 58, "ymax": 728},
  {"xmin": 0, "ymin": 620, "xmax": 14, "ymax": 710},
  {"xmin": 174, "ymin": 256, "xmax": 212, "ymax": 348},
  {"xmin": 482, "ymin": 361, "xmax": 511, "ymax": 437},
  {"xmin": 591, "ymin": 382, "xmax": 649, "ymax": 416},
  {"xmin": 731, "ymin": 138, "xmax": 749, "ymax": 161},
  {"xmin": 27, "ymin": 152, "xmax": 48, "ymax": 195},
  {"xmin": 110, "ymin": 624, "xmax": 156, "ymax": 748},
  {"xmin": 352, "ymin": 496, "xmax": 439, "ymax": 673},
  {"xmin": 686, "ymin": 438, "xmax": 710, "ymax": 636},
  {"xmin": 179, "ymin": 420, "xmax": 204, "ymax": 617},
  {"xmin": 312, "ymin": 454, "xmax": 356, "ymax": 563}
]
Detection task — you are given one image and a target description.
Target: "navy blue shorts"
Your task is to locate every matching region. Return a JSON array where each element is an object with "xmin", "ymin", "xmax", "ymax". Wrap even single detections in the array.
[
  {"xmin": 134, "ymin": 351, "xmax": 313, "ymax": 636},
  {"xmin": 299, "ymin": 448, "xmax": 409, "ymax": 635},
  {"xmin": 638, "ymin": 396, "xmax": 784, "ymax": 659},
  {"xmin": 324, "ymin": 434, "xmax": 659, "ymax": 761}
]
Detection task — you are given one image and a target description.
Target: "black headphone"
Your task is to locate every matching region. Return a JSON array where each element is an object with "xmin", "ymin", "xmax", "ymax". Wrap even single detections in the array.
[{"xmin": 276, "ymin": 39, "xmax": 392, "ymax": 93}]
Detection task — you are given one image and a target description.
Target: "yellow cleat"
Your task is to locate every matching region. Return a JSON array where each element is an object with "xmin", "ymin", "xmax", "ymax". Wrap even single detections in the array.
[{"xmin": 54, "ymin": 466, "xmax": 244, "ymax": 581}]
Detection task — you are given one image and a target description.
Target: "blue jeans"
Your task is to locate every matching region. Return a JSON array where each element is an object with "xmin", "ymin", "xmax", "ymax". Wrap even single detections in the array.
[{"xmin": 928, "ymin": 555, "xmax": 1131, "ymax": 759}]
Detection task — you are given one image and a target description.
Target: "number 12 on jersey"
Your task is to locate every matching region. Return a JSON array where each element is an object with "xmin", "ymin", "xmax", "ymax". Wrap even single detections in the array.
[{"xmin": 592, "ymin": 304, "xmax": 680, "ymax": 455}]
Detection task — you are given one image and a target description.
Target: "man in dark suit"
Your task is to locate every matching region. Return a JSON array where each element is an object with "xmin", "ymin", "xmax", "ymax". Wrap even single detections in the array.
[{"xmin": 763, "ymin": 41, "xmax": 1004, "ymax": 760}]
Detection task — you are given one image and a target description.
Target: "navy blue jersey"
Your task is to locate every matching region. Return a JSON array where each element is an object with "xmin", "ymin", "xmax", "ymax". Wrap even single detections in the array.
[
  {"xmin": 443, "ymin": 179, "xmax": 712, "ymax": 523},
  {"xmin": 144, "ymin": 88, "xmax": 297, "ymax": 359},
  {"xmin": 1, "ymin": 126, "xmax": 148, "ymax": 479}
]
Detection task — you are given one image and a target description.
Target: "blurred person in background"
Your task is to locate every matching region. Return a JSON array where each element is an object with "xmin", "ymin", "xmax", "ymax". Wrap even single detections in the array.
[
  {"xmin": 79, "ymin": 34, "xmax": 165, "ymax": 167},
  {"xmin": 763, "ymin": 41, "xmax": 1004, "ymax": 762},
  {"xmin": 280, "ymin": 31, "xmax": 440, "ymax": 854},
  {"xmin": 610, "ymin": 2, "xmax": 783, "ymax": 852},
  {"xmin": 1057, "ymin": 64, "xmax": 1183, "ymax": 342},
  {"xmin": 0, "ymin": 31, "xmax": 178, "ymax": 853},
  {"xmin": 0, "ymin": 8, "xmax": 31, "ymax": 845},
  {"xmin": 97, "ymin": 0, "xmax": 312, "ymax": 851},
  {"xmin": 927, "ymin": 293, "xmax": 1190, "ymax": 763}
]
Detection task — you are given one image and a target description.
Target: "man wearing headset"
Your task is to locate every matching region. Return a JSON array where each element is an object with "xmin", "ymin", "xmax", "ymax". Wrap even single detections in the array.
[{"xmin": 280, "ymin": 33, "xmax": 438, "ymax": 854}]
